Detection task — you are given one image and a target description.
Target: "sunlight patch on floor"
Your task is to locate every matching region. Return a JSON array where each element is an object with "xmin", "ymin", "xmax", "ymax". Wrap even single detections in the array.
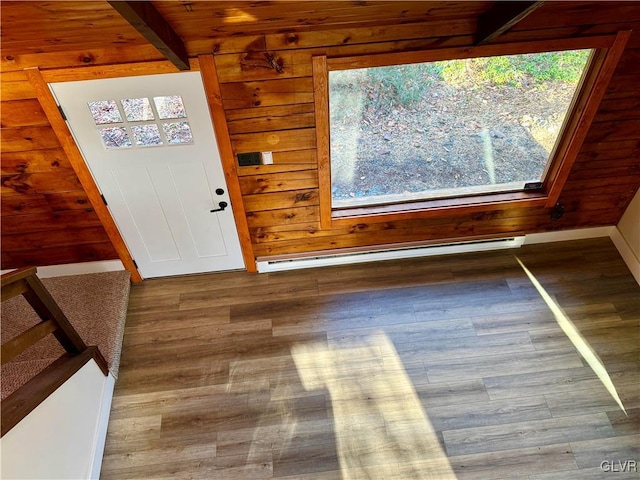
[
  {"xmin": 292, "ymin": 332, "xmax": 456, "ymax": 479},
  {"xmin": 515, "ymin": 256, "xmax": 627, "ymax": 415}
]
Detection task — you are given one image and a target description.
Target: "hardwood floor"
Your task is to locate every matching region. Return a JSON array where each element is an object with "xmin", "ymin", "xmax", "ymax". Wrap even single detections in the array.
[{"xmin": 101, "ymin": 238, "xmax": 640, "ymax": 479}]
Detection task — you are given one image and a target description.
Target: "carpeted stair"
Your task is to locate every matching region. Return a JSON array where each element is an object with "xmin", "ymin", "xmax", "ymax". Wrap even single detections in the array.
[{"xmin": 1, "ymin": 270, "xmax": 131, "ymax": 401}]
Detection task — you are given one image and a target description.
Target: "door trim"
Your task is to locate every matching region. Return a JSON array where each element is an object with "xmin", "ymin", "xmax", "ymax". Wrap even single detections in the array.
[
  {"xmin": 25, "ymin": 66, "xmax": 143, "ymax": 283},
  {"xmin": 27, "ymin": 58, "xmax": 257, "ymax": 279},
  {"xmin": 198, "ymin": 54, "xmax": 256, "ymax": 273}
]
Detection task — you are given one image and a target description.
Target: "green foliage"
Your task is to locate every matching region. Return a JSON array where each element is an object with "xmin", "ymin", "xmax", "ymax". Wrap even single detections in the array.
[
  {"xmin": 508, "ymin": 50, "xmax": 591, "ymax": 83},
  {"xmin": 440, "ymin": 50, "xmax": 590, "ymax": 87},
  {"xmin": 343, "ymin": 49, "xmax": 591, "ymax": 108},
  {"xmin": 440, "ymin": 57, "xmax": 524, "ymax": 87},
  {"xmin": 366, "ymin": 63, "xmax": 442, "ymax": 107}
]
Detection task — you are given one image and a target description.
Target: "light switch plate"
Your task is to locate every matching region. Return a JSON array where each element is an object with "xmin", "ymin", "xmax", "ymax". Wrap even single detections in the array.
[{"xmin": 262, "ymin": 151, "xmax": 273, "ymax": 165}]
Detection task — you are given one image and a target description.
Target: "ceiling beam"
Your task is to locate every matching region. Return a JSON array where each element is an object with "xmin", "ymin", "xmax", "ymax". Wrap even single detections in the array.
[
  {"xmin": 475, "ymin": 1, "xmax": 545, "ymax": 45},
  {"xmin": 107, "ymin": 1, "xmax": 189, "ymax": 70}
]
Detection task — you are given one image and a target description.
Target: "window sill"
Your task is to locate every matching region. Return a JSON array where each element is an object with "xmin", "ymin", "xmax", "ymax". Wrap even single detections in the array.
[{"xmin": 329, "ymin": 191, "xmax": 548, "ymax": 227}]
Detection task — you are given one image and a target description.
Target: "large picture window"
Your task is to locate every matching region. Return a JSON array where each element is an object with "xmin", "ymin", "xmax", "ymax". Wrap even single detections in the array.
[
  {"xmin": 313, "ymin": 34, "xmax": 629, "ymax": 228},
  {"xmin": 329, "ymin": 50, "xmax": 590, "ymax": 208}
]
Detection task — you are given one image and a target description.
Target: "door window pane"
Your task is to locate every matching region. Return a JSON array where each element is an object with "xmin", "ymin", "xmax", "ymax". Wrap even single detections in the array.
[
  {"xmin": 88, "ymin": 100, "xmax": 122, "ymax": 124},
  {"xmin": 121, "ymin": 98, "xmax": 155, "ymax": 121},
  {"xmin": 92, "ymin": 94, "xmax": 193, "ymax": 149},
  {"xmin": 131, "ymin": 124, "xmax": 162, "ymax": 146},
  {"xmin": 99, "ymin": 127, "xmax": 131, "ymax": 148},
  {"xmin": 163, "ymin": 122, "xmax": 193, "ymax": 144},
  {"xmin": 154, "ymin": 95, "xmax": 187, "ymax": 119}
]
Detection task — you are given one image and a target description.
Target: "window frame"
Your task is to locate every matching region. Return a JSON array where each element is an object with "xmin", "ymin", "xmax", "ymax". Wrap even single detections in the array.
[{"xmin": 313, "ymin": 32, "xmax": 630, "ymax": 229}]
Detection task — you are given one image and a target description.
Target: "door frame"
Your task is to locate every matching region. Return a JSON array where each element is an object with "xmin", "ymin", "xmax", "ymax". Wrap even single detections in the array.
[{"xmin": 25, "ymin": 56, "xmax": 256, "ymax": 282}]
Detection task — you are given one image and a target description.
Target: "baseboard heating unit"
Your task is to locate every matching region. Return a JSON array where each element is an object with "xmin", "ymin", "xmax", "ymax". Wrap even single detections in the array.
[{"xmin": 256, "ymin": 236, "xmax": 525, "ymax": 273}]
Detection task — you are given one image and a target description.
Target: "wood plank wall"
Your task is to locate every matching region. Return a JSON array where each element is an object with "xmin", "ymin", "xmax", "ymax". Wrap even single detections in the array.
[
  {"xmin": 0, "ymin": 69, "xmax": 121, "ymax": 267},
  {"xmin": 0, "ymin": 45, "xmax": 162, "ymax": 269},
  {"xmin": 1, "ymin": 2, "xmax": 639, "ymax": 269},
  {"xmin": 214, "ymin": 2, "xmax": 640, "ymax": 258}
]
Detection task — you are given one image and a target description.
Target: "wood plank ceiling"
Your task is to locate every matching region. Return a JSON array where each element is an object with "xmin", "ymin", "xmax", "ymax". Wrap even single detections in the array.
[{"xmin": 1, "ymin": 1, "xmax": 493, "ymax": 58}]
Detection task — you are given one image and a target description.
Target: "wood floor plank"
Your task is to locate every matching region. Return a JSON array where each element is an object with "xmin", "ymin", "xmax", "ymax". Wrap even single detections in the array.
[
  {"xmin": 449, "ymin": 443, "xmax": 578, "ymax": 480},
  {"xmin": 109, "ymin": 385, "xmax": 252, "ymax": 422},
  {"xmin": 529, "ymin": 465, "xmax": 640, "ymax": 479},
  {"xmin": 101, "ymin": 443, "xmax": 218, "ymax": 477},
  {"xmin": 412, "ymin": 295, "xmax": 547, "ymax": 320},
  {"xmin": 271, "ymin": 314, "xmax": 325, "ymax": 337},
  {"xmin": 426, "ymin": 349, "xmax": 585, "ymax": 383},
  {"xmin": 316, "ymin": 267, "xmax": 455, "ymax": 295},
  {"xmin": 544, "ymin": 378, "xmax": 640, "ymax": 417},
  {"xmin": 272, "ymin": 440, "xmax": 340, "ymax": 477},
  {"xmin": 126, "ymin": 292, "xmax": 180, "ymax": 314},
  {"xmin": 416, "ymin": 379, "xmax": 490, "ymax": 407},
  {"xmin": 122, "ymin": 318, "xmax": 272, "ymax": 348},
  {"xmin": 391, "ymin": 331, "xmax": 535, "ymax": 363},
  {"xmin": 484, "ymin": 366, "xmax": 606, "ymax": 400},
  {"xmin": 101, "ymin": 238, "xmax": 640, "ymax": 479},
  {"xmin": 607, "ymin": 408, "xmax": 640, "ymax": 437},
  {"xmin": 442, "ymin": 413, "xmax": 615, "ymax": 456},
  {"xmin": 529, "ymin": 329, "xmax": 640, "ymax": 353},
  {"xmin": 123, "ymin": 306, "xmax": 232, "ymax": 333},
  {"xmin": 425, "ymin": 396, "xmax": 551, "ymax": 431},
  {"xmin": 471, "ymin": 307, "xmax": 558, "ymax": 335},
  {"xmin": 368, "ymin": 278, "xmax": 514, "ymax": 306},
  {"xmin": 115, "ymin": 353, "xmax": 230, "ymax": 395},
  {"xmin": 102, "ymin": 414, "xmax": 162, "ymax": 452},
  {"xmin": 160, "ymin": 394, "xmax": 329, "ymax": 441},
  {"xmin": 570, "ymin": 434, "xmax": 640, "ymax": 469},
  {"xmin": 178, "ymin": 280, "xmax": 319, "ymax": 310}
]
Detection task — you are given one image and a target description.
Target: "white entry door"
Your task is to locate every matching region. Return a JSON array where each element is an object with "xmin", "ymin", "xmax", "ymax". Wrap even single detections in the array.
[{"xmin": 51, "ymin": 72, "xmax": 244, "ymax": 278}]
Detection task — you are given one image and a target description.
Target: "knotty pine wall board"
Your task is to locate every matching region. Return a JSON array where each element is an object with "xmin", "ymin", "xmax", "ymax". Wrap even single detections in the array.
[
  {"xmin": 1, "ymin": 226, "xmax": 112, "ymax": 252},
  {"xmin": 243, "ymin": 189, "xmax": 319, "ymax": 213},
  {"xmin": 42, "ymin": 191, "xmax": 94, "ymax": 212},
  {"xmin": 1, "ymin": 191, "xmax": 93, "ymax": 216},
  {"xmin": 0, "ymin": 171, "xmax": 83, "ymax": 196},
  {"xmin": 1, "ymin": 195, "xmax": 53, "ymax": 216},
  {"xmin": 1, "ymin": 242, "xmax": 118, "ymax": 269},
  {"xmin": 0, "ymin": 45, "xmax": 164, "ymax": 72},
  {"xmin": 0, "ymin": 92, "xmax": 118, "ymax": 269},
  {"xmin": 231, "ymin": 128, "xmax": 316, "ymax": 154},
  {"xmin": 226, "ymin": 106, "xmax": 316, "ymax": 137},
  {"xmin": 219, "ymin": 78, "xmax": 314, "ymax": 110},
  {"xmin": 1, "ymin": 126, "xmax": 61, "ymax": 153},
  {"xmin": 0, "ymin": 99, "xmax": 48, "ymax": 128},
  {"xmin": 594, "ymin": 98, "xmax": 640, "ymax": 123},
  {"xmin": 0, "ymin": 73, "xmax": 37, "ymax": 103},
  {"xmin": 1, "ymin": 209, "xmax": 107, "ymax": 236},
  {"xmin": 238, "ymin": 170, "xmax": 319, "ymax": 195},
  {"xmin": 1, "ymin": 149, "xmax": 73, "ymax": 175}
]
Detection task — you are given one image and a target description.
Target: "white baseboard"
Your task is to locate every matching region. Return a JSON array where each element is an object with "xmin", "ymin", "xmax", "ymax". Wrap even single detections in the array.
[
  {"xmin": 523, "ymin": 226, "xmax": 615, "ymax": 244},
  {"xmin": 610, "ymin": 227, "xmax": 640, "ymax": 286},
  {"xmin": 257, "ymin": 236, "xmax": 526, "ymax": 272},
  {"xmin": 257, "ymin": 226, "xmax": 640, "ymax": 285},
  {"xmin": 1, "ymin": 260, "xmax": 124, "ymax": 278},
  {"xmin": 258, "ymin": 227, "xmax": 620, "ymax": 273},
  {"xmin": 90, "ymin": 373, "xmax": 116, "ymax": 480}
]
